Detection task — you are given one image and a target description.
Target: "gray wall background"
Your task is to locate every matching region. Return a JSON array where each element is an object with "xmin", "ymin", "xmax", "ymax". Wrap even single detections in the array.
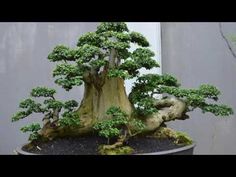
[
  {"xmin": 162, "ymin": 22, "xmax": 236, "ymax": 154},
  {"xmin": 0, "ymin": 23, "xmax": 98, "ymax": 154},
  {"xmin": 1, "ymin": 22, "xmax": 236, "ymax": 154}
]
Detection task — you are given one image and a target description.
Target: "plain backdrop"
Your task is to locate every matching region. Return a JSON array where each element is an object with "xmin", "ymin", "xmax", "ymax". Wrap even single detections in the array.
[{"xmin": 162, "ymin": 22, "xmax": 236, "ymax": 154}]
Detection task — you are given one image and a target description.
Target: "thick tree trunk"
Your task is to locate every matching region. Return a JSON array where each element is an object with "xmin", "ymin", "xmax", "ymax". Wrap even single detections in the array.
[
  {"xmin": 39, "ymin": 80, "xmax": 187, "ymax": 140},
  {"xmin": 77, "ymin": 77, "xmax": 134, "ymax": 128},
  {"xmin": 39, "ymin": 76, "xmax": 134, "ymax": 139}
]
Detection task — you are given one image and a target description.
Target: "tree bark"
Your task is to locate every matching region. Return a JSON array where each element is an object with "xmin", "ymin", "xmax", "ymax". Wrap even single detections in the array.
[
  {"xmin": 39, "ymin": 80, "xmax": 188, "ymax": 140},
  {"xmin": 142, "ymin": 97, "xmax": 188, "ymax": 132},
  {"xmin": 39, "ymin": 76, "xmax": 134, "ymax": 139},
  {"xmin": 77, "ymin": 77, "xmax": 134, "ymax": 128}
]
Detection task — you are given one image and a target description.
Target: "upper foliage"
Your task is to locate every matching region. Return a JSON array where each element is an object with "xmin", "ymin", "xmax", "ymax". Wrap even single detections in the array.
[
  {"xmin": 96, "ymin": 22, "xmax": 129, "ymax": 33},
  {"xmin": 47, "ymin": 22, "xmax": 160, "ymax": 91},
  {"xmin": 48, "ymin": 45, "xmax": 74, "ymax": 62},
  {"xmin": 31, "ymin": 87, "xmax": 56, "ymax": 98},
  {"xmin": 129, "ymin": 73, "xmax": 234, "ymax": 116}
]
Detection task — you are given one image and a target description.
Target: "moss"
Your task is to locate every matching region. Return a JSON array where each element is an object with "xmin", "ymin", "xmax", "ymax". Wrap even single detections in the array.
[
  {"xmin": 153, "ymin": 127, "xmax": 193, "ymax": 146},
  {"xmin": 174, "ymin": 131, "xmax": 193, "ymax": 145},
  {"xmin": 98, "ymin": 145, "xmax": 134, "ymax": 155},
  {"xmin": 153, "ymin": 127, "xmax": 176, "ymax": 139},
  {"xmin": 23, "ymin": 143, "xmax": 35, "ymax": 150}
]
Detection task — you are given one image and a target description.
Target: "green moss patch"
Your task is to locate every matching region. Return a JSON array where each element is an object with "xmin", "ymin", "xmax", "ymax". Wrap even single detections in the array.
[
  {"xmin": 98, "ymin": 145, "xmax": 134, "ymax": 155},
  {"xmin": 153, "ymin": 127, "xmax": 193, "ymax": 146}
]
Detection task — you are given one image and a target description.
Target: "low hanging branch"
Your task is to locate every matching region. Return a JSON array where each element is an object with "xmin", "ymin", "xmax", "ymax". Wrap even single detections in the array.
[
  {"xmin": 144, "ymin": 97, "xmax": 187, "ymax": 132},
  {"xmin": 129, "ymin": 73, "xmax": 233, "ymax": 132}
]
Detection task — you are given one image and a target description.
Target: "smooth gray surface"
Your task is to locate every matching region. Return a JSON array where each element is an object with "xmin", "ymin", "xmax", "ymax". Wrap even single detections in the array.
[
  {"xmin": 0, "ymin": 23, "xmax": 98, "ymax": 154},
  {"xmin": 161, "ymin": 22, "xmax": 236, "ymax": 154}
]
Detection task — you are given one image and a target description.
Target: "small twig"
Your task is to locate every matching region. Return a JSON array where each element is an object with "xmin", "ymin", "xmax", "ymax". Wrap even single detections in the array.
[
  {"xmin": 219, "ymin": 22, "xmax": 236, "ymax": 58},
  {"xmin": 36, "ymin": 146, "xmax": 42, "ymax": 151}
]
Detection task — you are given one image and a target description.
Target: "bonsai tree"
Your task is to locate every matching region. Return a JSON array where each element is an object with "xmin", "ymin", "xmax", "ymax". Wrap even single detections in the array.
[
  {"xmin": 12, "ymin": 22, "xmax": 233, "ymax": 154},
  {"xmin": 12, "ymin": 87, "xmax": 80, "ymax": 140}
]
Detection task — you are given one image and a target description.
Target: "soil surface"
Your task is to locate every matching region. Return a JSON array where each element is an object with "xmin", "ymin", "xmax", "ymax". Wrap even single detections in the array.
[{"xmin": 23, "ymin": 136, "xmax": 184, "ymax": 155}]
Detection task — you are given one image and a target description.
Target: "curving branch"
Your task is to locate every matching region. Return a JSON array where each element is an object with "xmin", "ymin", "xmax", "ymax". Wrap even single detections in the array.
[{"xmin": 143, "ymin": 97, "xmax": 187, "ymax": 132}]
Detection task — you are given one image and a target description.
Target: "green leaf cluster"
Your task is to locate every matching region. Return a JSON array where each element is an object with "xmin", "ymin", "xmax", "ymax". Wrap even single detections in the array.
[
  {"xmin": 130, "ymin": 32, "xmax": 149, "ymax": 47},
  {"xmin": 130, "ymin": 73, "xmax": 233, "ymax": 117},
  {"xmin": 12, "ymin": 98, "xmax": 44, "ymax": 122},
  {"xmin": 108, "ymin": 69, "xmax": 131, "ymax": 79},
  {"xmin": 31, "ymin": 87, "xmax": 56, "ymax": 98},
  {"xmin": 129, "ymin": 74, "xmax": 179, "ymax": 115},
  {"xmin": 96, "ymin": 22, "xmax": 129, "ymax": 33},
  {"xmin": 59, "ymin": 112, "xmax": 80, "ymax": 127},
  {"xmin": 53, "ymin": 63, "xmax": 84, "ymax": 91},
  {"xmin": 47, "ymin": 22, "xmax": 160, "ymax": 90},
  {"xmin": 93, "ymin": 106, "xmax": 129, "ymax": 139},
  {"xmin": 48, "ymin": 45, "xmax": 74, "ymax": 62},
  {"xmin": 12, "ymin": 87, "xmax": 80, "ymax": 128},
  {"xmin": 158, "ymin": 85, "xmax": 233, "ymax": 116},
  {"xmin": 129, "ymin": 119, "xmax": 145, "ymax": 134},
  {"xmin": 20, "ymin": 123, "xmax": 41, "ymax": 141}
]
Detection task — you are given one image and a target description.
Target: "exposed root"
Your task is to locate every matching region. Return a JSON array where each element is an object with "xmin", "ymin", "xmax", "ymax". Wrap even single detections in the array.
[
  {"xmin": 151, "ymin": 127, "xmax": 193, "ymax": 146},
  {"xmin": 100, "ymin": 136, "xmax": 126, "ymax": 150},
  {"xmin": 98, "ymin": 136, "xmax": 134, "ymax": 155},
  {"xmin": 143, "ymin": 97, "xmax": 188, "ymax": 132},
  {"xmin": 36, "ymin": 97, "xmax": 189, "ymax": 148},
  {"xmin": 98, "ymin": 145, "xmax": 134, "ymax": 155},
  {"xmin": 38, "ymin": 116, "xmax": 94, "ymax": 140}
]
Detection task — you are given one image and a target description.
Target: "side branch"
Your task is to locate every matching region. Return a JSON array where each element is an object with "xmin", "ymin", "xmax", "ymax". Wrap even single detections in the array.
[{"xmin": 144, "ymin": 97, "xmax": 187, "ymax": 132}]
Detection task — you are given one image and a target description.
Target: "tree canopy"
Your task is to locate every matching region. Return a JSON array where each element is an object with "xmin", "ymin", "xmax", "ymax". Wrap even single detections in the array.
[{"xmin": 47, "ymin": 22, "xmax": 160, "ymax": 91}]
